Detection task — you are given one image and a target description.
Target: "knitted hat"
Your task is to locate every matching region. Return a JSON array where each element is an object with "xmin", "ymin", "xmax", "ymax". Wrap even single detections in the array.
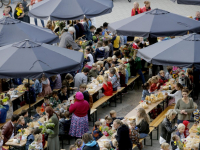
[{"xmin": 75, "ymin": 92, "xmax": 84, "ymax": 100}]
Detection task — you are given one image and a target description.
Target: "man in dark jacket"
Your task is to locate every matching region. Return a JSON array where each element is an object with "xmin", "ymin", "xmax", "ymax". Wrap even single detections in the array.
[
  {"xmin": 76, "ymin": 20, "xmax": 85, "ymax": 37},
  {"xmin": 113, "ymin": 119, "xmax": 132, "ymax": 150}
]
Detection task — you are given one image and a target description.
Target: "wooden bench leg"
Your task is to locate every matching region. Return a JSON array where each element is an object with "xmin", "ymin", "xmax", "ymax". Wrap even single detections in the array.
[
  {"xmin": 157, "ymin": 125, "xmax": 159, "ymax": 140},
  {"xmin": 150, "ymin": 132, "xmax": 153, "ymax": 146}
]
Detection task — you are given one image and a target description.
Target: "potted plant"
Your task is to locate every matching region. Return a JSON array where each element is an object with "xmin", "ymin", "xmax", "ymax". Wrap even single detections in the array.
[{"xmin": 0, "ymin": 94, "xmax": 9, "ymax": 123}]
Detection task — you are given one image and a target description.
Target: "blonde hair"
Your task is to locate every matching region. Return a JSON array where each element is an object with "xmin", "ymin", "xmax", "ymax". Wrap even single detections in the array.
[
  {"xmin": 161, "ymin": 143, "xmax": 169, "ymax": 150},
  {"xmin": 194, "ymin": 102, "xmax": 198, "ymax": 109},
  {"xmin": 97, "ymin": 41, "xmax": 103, "ymax": 48},
  {"xmin": 121, "ymin": 58, "xmax": 126, "ymax": 63},
  {"xmin": 97, "ymin": 61, "xmax": 104, "ymax": 67},
  {"xmin": 144, "ymin": 1, "xmax": 150, "ymax": 5},
  {"xmin": 103, "ymin": 74, "xmax": 109, "ymax": 86},
  {"xmin": 110, "ymin": 110, "xmax": 116, "ymax": 117},
  {"xmin": 104, "ymin": 142, "xmax": 111, "ymax": 149},
  {"xmin": 112, "ymin": 55, "xmax": 117, "ymax": 59},
  {"xmin": 177, "ymin": 123, "xmax": 185, "ymax": 130},
  {"xmin": 107, "ymin": 57, "xmax": 112, "ymax": 63},
  {"xmin": 165, "ymin": 109, "xmax": 177, "ymax": 121},
  {"xmin": 136, "ymin": 108, "xmax": 150, "ymax": 125},
  {"xmin": 36, "ymin": 107, "xmax": 42, "ymax": 114},
  {"xmin": 18, "ymin": 116, "xmax": 24, "ymax": 123},
  {"xmin": 159, "ymin": 70, "xmax": 165, "ymax": 74},
  {"xmin": 147, "ymin": 78, "xmax": 152, "ymax": 85},
  {"xmin": 112, "ymin": 139, "xmax": 118, "ymax": 148},
  {"xmin": 151, "ymin": 76, "xmax": 158, "ymax": 84},
  {"xmin": 133, "ymin": 1, "xmax": 139, "ymax": 7},
  {"xmin": 92, "ymin": 63, "xmax": 97, "ymax": 67},
  {"xmin": 118, "ymin": 65, "xmax": 126, "ymax": 75},
  {"xmin": 35, "ymin": 133, "xmax": 42, "ymax": 142},
  {"xmin": 130, "ymin": 120, "xmax": 136, "ymax": 126}
]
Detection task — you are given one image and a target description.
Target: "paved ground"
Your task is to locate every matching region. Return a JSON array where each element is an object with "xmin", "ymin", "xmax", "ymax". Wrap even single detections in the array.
[{"xmin": 1, "ymin": 0, "xmax": 200, "ymax": 149}]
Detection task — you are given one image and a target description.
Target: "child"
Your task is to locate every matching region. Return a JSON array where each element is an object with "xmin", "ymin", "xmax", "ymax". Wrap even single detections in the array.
[
  {"xmin": 33, "ymin": 107, "xmax": 43, "ymax": 120},
  {"xmin": 118, "ymin": 66, "xmax": 127, "ymax": 88},
  {"xmin": 75, "ymin": 139, "xmax": 83, "ymax": 150},
  {"xmin": 161, "ymin": 143, "xmax": 170, "ymax": 150},
  {"xmin": 95, "ymin": 41, "xmax": 105, "ymax": 61},
  {"xmin": 120, "ymin": 63, "xmax": 129, "ymax": 84},
  {"xmin": 166, "ymin": 83, "xmax": 183, "ymax": 105},
  {"xmin": 165, "ymin": 66, "xmax": 173, "ymax": 80},
  {"xmin": 58, "ymin": 113, "xmax": 67, "ymax": 135},
  {"xmin": 29, "ymin": 133, "xmax": 43, "ymax": 150},
  {"xmin": 84, "ymin": 48, "xmax": 94, "ymax": 69},
  {"xmin": 141, "ymin": 82, "xmax": 153, "ymax": 100},
  {"xmin": 108, "ymin": 38, "xmax": 114, "ymax": 57},
  {"xmin": 112, "ymin": 55, "xmax": 118, "ymax": 65},
  {"xmin": 129, "ymin": 120, "xmax": 141, "ymax": 150},
  {"xmin": 41, "ymin": 96, "xmax": 50, "ymax": 109},
  {"xmin": 105, "ymin": 57, "xmax": 112, "ymax": 70},
  {"xmin": 0, "ymin": 130, "xmax": 3, "ymax": 150},
  {"xmin": 103, "ymin": 40, "xmax": 110, "ymax": 59},
  {"xmin": 183, "ymin": 120, "xmax": 190, "ymax": 138},
  {"xmin": 49, "ymin": 91, "xmax": 61, "ymax": 108},
  {"xmin": 102, "ymin": 74, "xmax": 113, "ymax": 97},
  {"xmin": 110, "ymin": 110, "xmax": 123, "ymax": 121},
  {"xmin": 96, "ymin": 61, "xmax": 105, "ymax": 75},
  {"xmin": 64, "ymin": 111, "xmax": 71, "ymax": 134},
  {"xmin": 26, "ymin": 128, "xmax": 42, "ymax": 150},
  {"xmin": 147, "ymin": 78, "xmax": 152, "ymax": 86},
  {"xmin": 99, "ymin": 119, "xmax": 106, "ymax": 132},
  {"xmin": 88, "ymin": 63, "xmax": 99, "ymax": 81},
  {"xmin": 104, "ymin": 142, "xmax": 114, "ymax": 150},
  {"xmin": 193, "ymin": 102, "xmax": 200, "ymax": 125},
  {"xmin": 159, "ymin": 70, "xmax": 168, "ymax": 85},
  {"xmin": 171, "ymin": 135, "xmax": 184, "ymax": 150},
  {"xmin": 178, "ymin": 71, "xmax": 191, "ymax": 88},
  {"xmin": 69, "ymin": 145, "xmax": 76, "ymax": 150},
  {"xmin": 3, "ymin": 7, "xmax": 11, "ymax": 18},
  {"xmin": 92, "ymin": 121, "xmax": 103, "ymax": 141},
  {"xmin": 176, "ymin": 123, "xmax": 185, "ymax": 140},
  {"xmin": 16, "ymin": 116, "xmax": 28, "ymax": 132},
  {"xmin": 112, "ymin": 139, "xmax": 118, "ymax": 150},
  {"xmin": 58, "ymin": 86, "xmax": 68, "ymax": 103},
  {"xmin": 105, "ymin": 115, "xmax": 113, "ymax": 128},
  {"xmin": 21, "ymin": 110, "xmax": 33, "ymax": 125},
  {"xmin": 150, "ymin": 76, "xmax": 160, "ymax": 92},
  {"xmin": 109, "ymin": 68, "xmax": 120, "ymax": 92}
]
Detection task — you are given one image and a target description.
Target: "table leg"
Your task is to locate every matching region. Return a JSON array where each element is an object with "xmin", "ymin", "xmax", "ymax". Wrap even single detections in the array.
[
  {"xmin": 162, "ymin": 101, "xmax": 164, "ymax": 110},
  {"xmin": 92, "ymin": 113, "xmax": 95, "ymax": 126},
  {"xmin": 95, "ymin": 110, "xmax": 97, "ymax": 122}
]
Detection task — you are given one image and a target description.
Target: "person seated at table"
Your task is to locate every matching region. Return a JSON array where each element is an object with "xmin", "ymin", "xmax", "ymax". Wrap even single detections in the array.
[
  {"xmin": 110, "ymin": 110, "xmax": 123, "ymax": 121},
  {"xmin": 49, "ymin": 91, "xmax": 61, "ymax": 108},
  {"xmin": 141, "ymin": 1, "xmax": 151, "ymax": 12},
  {"xmin": 33, "ymin": 107, "xmax": 43, "ymax": 120},
  {"xmin": 29, "ymin": 133, "xmax": 43, "ymax": 150},
  {"xmin": 102, "ymin": 74, "xmax": 113, "ymax": 96},
  {"xmin": 136, "ymin": 108, "xmax": 150, "ymax": 139},
  {"xmin": 105, "ymin": 115, "xmax": 113, "ymax": 128},
  {"xmin": 161, "ymin": 143, "xmax": 170, "ymax": 150},
  {"xmin": 74, "ymin": 68, "xmax": 90, "ymax": 90},
  {"xmin": 97, "ymin": 61, "xmax": 105, "ymax": 75},
  {"xmin": 105, "ymin": 57, "xmax": 112, "ymax": 70},
  {"xmin": 96, "ymin": 28, "xmax": 103, "ymax": 36},
  {"xmin": 104, "ymin": 141, "xmax": 113, "ymax": 150},
  {"xmin": 49, "ymin": 75, "xmax": 57, "ymax": 90},
  {"xmin": 159, "ymin": 70, "xmax": 168, "ymax": 85},
  {"xmin": 39, "ymin": 75, "xmax": 52, "ymax": 97},
  {"xmin": 112, "ymin": 55, "xmax": 118, "ymax": 65},
  {"xmin": 141, "ymin": 82, "xmax": 153, "ymax": 100},
  {"xmin": 109, "ymin": 68, "xmax": 120, "ymax": 92},
  {"xmin": 183, "ymin": 120, "xmax": 190, "ymax": 138},
  {"xmin": 20, "ymin": 110, "xmax": 33, "ymax": 125},
  {"xmin": 58, "ymin": 113, "xmax": 67, "ymax": 136},
  {"xmin": 58, "ymin": 86, "xmax": 68, "ymax": 103},
  {"xmin": 62, "ymin": 73, "xmax": 74, "ymax": 96},
  {"xmin": 24, "ymin": 83, "xmax": 36, "ymax": 105},
  {"xmin": 93, "ymin": 32, "xmax": 99, "ymax": 43},
  {"xmin": 129, "ymin": 120, "xmax": 141, "ymax": 150},
  {"xmin": 131, "ymin": 1, "xmax": 142, "ymax": 16},
  {"xmin": 41, "ymin": 96, "xmax": 50, "ymax": 109},
  {"xmin": 165, "ymin": 66, "xmax": 173, "ymax": 80},
  {"xmin": 118, "ymin": 66, "xmax": 127, "ymax": 88},
  {"xmin": 92, "ymin": 121, "xmax": 103, "ymax": 141},
  {"xmin": 85, "ymin": 47, "xmax": 94, "ymax": 70},
  {"xmin": 150, "ymin": 76, "xmax": 160, "ymax": 92},
  {"xmin": 165, "ymin": 83, "xmax": 183, "ymax": 105},
  {"xmin": 16, "ymin": 116, "xmax": 27, "ymax": 133},
  {"xmin": 88, "ymin": 63, "xmax": 99, "ymax": 81},
  {"xmin": 103, "ymin": 40, "xmax": 110, "ymax": 59},
  {"xmin": 176, "ymin": 123, "xmax": 185, "ymax": 140},
  {"xmin": 95, "ymin": 41, "xmax": 105, "ymax": 61}
]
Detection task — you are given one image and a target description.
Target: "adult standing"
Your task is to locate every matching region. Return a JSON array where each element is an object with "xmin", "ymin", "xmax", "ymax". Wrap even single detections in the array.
[
  {"xmin": 22, "ymin": 0, "xmax": 31, "ymax": 23},
  {"xmin": 175, "ymin": 89, "xmax": 194, "ymax": 124},
  {"xmin": 31, "ymin": 0, "xmax": 45, "ymax": 27},
  {"xmin": 131, "ymin": 2, "xmax": 142, "ymax": 16},
  {"xmin": 136, "ymin": 108, "xmax": 150, "ymax": 138},
  {"xmin": 141, "ymin": 1, "xmax": 151, "ymax": 12},
  {"xmin": 113, "ymin": 119, "xmax": 132, "ymax": 150},
  {"xmin": 76, "ymin": 20, "xmax": 84, "ymax": 37},
  {"xmin": 59, "ymin": 27, "xmax": 80, "ymax": 50},
  {"xmin": 82, "ymin": 133, "xmax": 99, "ymax": 150},
  {"xmin": 69, "ymin": 92, "xmax": 90, "ymax": 138},
  {"xmin": 14, "ymin": 3, "xmax": 24, "ymax": 21},
  {"xmin": 82, "ymin": 17, "xmax": 90, "ymax": 40},
  {"xmin": 2, "ymin": 114, "xmax": 19, "ymax": 145},
  {"xmin": 74, "ymin": 68, "xmax": 89, "ymax": 90},
  {"xmin": 160, "ymin": 109, "xmax": 177, "ymax": 144},
  {"xmin": 39, "ymin": 75, "xmax": 52, "ymax": 97},
  {"xmin": 45, "ymin": 106, "xmax": 60, "ymax": 150},
  {"xmin": 54, "ymin": 74, "xmax": 62, "ymax": 90}
]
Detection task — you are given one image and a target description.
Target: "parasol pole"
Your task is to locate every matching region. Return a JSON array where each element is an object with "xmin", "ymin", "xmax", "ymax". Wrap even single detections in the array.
[{"xmin": 28, "ymin": 78, "xmax": 31, "ymax": 116}]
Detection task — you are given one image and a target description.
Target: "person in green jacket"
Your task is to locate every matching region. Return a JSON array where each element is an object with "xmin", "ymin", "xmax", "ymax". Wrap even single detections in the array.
[
  {"xmin": 88, "ymin": 63, "xmax": 99, "ymax": 81},
  {"xmin": 45, "ymin": 106, "xmax": 60, "ymax": 150}
]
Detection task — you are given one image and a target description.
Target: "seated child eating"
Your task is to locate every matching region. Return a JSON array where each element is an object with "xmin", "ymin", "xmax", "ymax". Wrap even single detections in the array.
[
  {"xmin": 92, "ymin": 121, "xmax": 103, "ymax": 141},
  {"xmin": 104, "ymin": 141, "xmax": 114, "ymax": 150},
  {"xmin": 110, "ymin": 110, "xmax": 123, "ymax": 121},
  {"xmin": 41, "ymin": 96, "xmax": 50, "ymax": 109},
  {"xmin": 109, "ymin": 68, "xmax": 120, "ymax": 92},
  {"xmin": 159, "ymin": 70, "xmax": 168, "ymax": 85},
  {"xmin": 150, "ymin": 76, "xmax": 160, "ymax": 92},
  {"xmin": 129, "ymin": 120, "xmax": 141, "ymax": 150},
  {"xmin": 193, "ymin": 102, "xmax": 200, "ymax": 126},
  {"xmin": 16, "ymin": 116, "xmax": 28, "ymax": 132},
  {"xmin": 165, "ymin": 66, "xmax": 173, "ymax": 80},
  {"xmin": 176, "ymin": 123, "xmax": 185, "ymax": 140},
  {"xmin": 88, "ymin": 63, "xmax": 99, "ymax": 81},
  {"xmin": 171, "ymin": 135, "xmax": 184, "ymax": 150},
  {"xmin": 141, "ymin": 82, "xmax": 153, "ymax": 100},
  {"xmin": 29, "ymin": 133, "xmax": 43, "ymax": 150},
  {"xmin": 33, "ymin": 107, "xmax": 43, "ymax": 120},
  {"xmin": 105, "ymin": 115, "xmax": 113, "ymax": 128},
  {"xmin": 161, "ymin": 143, "xmax": 170, "ymax": 150},
  {"xmin": 112, "ymin": 55, "xmax": 118, "ymax": 65},
  {"xmin": 183, "ymin": 120, "xmax": 190, "ymax": 138},
  {"xmin": 49, "ymin": 91, "xmax": 61, "ymax": 108},
  {"xmin": 20, "ymin": 110, "xmax": 33, "ymax": 125}
]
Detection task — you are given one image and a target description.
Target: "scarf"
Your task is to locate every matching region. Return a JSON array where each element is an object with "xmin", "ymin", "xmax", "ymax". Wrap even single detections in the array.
[{"xmin": 16, "ymin": 7, "xmax": 22, "ymax": 16}]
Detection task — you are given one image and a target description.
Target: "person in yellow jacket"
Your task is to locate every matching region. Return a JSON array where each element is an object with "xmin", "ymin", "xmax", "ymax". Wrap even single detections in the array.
[{"xmin": 112, "ymin": 34, "xmax": 121, "ymax": 51}]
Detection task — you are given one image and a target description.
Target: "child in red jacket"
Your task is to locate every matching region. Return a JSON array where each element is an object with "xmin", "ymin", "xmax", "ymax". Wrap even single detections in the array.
[
  {"xmin": 159, "ymin": 70, "xmax": 168, "ymax": 85},
  {"xmin": 183, "ymin": 120, "xmax": 190, "ymax": 138},
  {"xmin": 102, "ymin": 74, "xmax": 113, "ymax": 96},
  {"xmin": 150, "ymin": 76, "xmax": 160, "ymax": 92}
]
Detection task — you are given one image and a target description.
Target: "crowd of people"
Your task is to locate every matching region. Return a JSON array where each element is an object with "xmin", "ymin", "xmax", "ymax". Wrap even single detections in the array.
[{"xmin": 1, "ymin": 0, "xmax": 200, "ymax": 150}]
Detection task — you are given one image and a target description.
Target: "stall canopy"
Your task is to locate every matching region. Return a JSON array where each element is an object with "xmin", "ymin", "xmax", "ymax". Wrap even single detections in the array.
[
  {"xmin": 137, "ymin": 33, "xmax": 200, "ymax": 68},
  {"xmin": 0, "ymin": 40, "xmax": 84, "ymax": 78},
  {"xmin": 108, "ymin": 8, "xmax": 200, "ymax": 38},
  {"xmin": 0, "ymin": 17, "xmax": 59, "ymax": 47},
  {"xmin": 28, "ymin": 0, "xmax": 113, "ymax": 20},
  {"xmin": 171, "ymin": 0, "xmax": 200, "ymax": 5}
]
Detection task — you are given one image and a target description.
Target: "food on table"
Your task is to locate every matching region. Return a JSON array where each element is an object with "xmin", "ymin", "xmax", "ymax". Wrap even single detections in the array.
[
  {"xmin": 23, "ymin": 79, "xmax": 34, "ymax": 85},
  {"xmin": 97, "ymin": 75, "xmax": 104, "ymax": 82},
  {"xmin": 88, "ymin": 89, "xmax": 96, "ymax": 94},
  {"xmin": 157, "ymin": 92, "xmax": 164, "ymax": 100},
  {"xmin": 87, "ymin": 84, "xmax": 93, "ymax": 89},
  {"xmin": 140, "ymin": 102, "xmax": 148, "ymax": 109}
]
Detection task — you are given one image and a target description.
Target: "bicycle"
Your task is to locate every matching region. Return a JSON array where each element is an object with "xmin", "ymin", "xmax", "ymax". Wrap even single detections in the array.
[{"xmin": 0, "ymin": 0, "xmax": 11, "ymax": 8}]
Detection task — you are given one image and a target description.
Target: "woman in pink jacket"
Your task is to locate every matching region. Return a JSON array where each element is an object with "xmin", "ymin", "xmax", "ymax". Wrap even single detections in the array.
[{"xmin": 69, "ymin": 92, "xmax": 90, "ymax": 138}]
